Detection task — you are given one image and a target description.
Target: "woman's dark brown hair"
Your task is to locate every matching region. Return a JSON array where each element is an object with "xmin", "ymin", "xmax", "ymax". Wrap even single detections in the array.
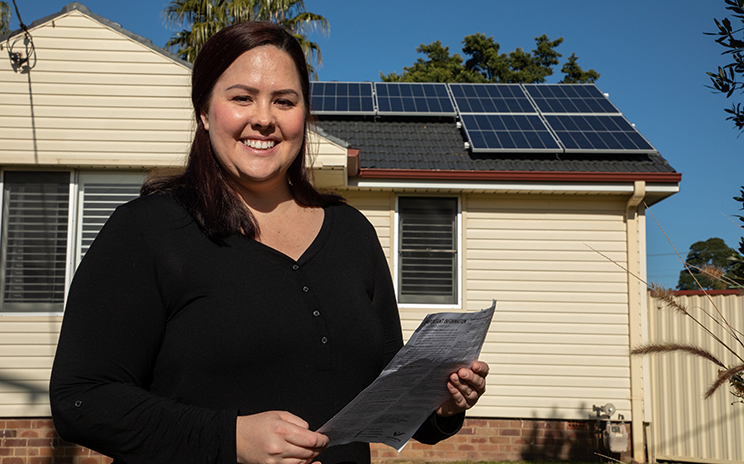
[{"xmin": 142, "ymin": 21, "xmax": 342, "ymax": 241}]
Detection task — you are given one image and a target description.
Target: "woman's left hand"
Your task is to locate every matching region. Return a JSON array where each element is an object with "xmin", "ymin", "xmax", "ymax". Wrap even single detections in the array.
[{"xmin": 436, "ymin": 360, "xmax": 489, "ymax": 417}]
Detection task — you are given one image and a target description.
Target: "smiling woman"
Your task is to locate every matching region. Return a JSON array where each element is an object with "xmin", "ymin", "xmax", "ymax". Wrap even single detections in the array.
[
  {"xmin": 141, "ymin": 21, "xmax": 341, "ymax": 242},
  {"xmin": 200, "ymin": 45, "xmax": 307, "ymax": 203},
  {"xmin": 48, "ymin": 21, "xmax": 489, "ymax": 464}
]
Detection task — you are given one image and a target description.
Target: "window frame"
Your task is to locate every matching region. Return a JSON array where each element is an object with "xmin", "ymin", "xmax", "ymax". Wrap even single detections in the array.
[{"xmin": 394, "ymin": 195, "xmax": 462, "ymax": 309}]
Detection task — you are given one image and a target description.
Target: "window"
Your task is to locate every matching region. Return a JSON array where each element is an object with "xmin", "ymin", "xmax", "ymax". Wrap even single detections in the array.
[
  {"xmin": 0, "ymin": 171, "xmax": 144, "ymax": 313},
  {"xmin": 0, "ymin": 172, "xmax": 70, "ymax": 312},
  {"xmin": 397, "ymin": 197, "xmax": 459, "ymax": 305}
]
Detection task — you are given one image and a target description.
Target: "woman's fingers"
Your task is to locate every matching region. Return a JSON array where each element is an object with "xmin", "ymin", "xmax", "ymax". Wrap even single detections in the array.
[
  {"xmin": 436, "ymin": 361, "xmax": 491, "ymax": 417},
  {"xmin": 236, "ymin": 411, "xmax": 328, "ymax": 464}
]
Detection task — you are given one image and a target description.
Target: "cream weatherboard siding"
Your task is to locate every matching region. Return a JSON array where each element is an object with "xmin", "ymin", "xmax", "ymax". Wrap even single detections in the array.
[
  {"xmin": 466, "ymin": 194, "xmax": 635, "ymax": 420},
  {"xmin": 0, "ymin": 9, "xmax": 193, "ymax": 168},
  {"xmin": 349, "ymin": 191, "xmax": 639, "ymax": 422},
  {"xmin": 0, "ymin": 317, "xmax": 60, "ymax": 416}
]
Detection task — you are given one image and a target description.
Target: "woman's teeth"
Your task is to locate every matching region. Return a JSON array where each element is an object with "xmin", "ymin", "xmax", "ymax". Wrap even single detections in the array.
[{"xmin": 243, "ymin": 139, "xmax": 276, "ymax": 150}]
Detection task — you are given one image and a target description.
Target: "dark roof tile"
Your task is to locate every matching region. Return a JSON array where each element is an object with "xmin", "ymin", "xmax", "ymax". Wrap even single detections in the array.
[{"xmin": 316, "ymin": 117, "xmax": 676, "ymax": 174}]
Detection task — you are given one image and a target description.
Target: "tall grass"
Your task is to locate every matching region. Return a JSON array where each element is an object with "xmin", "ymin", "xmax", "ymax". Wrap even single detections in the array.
[{"xmin": 596, "ymin": 203, "xmax": 744, "ymax": 402}]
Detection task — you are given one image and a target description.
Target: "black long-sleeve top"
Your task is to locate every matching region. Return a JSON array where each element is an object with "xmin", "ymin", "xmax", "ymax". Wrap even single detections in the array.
[{"xmin": 50, "ymin": 193, "xmax": 462, "ymax": 464}]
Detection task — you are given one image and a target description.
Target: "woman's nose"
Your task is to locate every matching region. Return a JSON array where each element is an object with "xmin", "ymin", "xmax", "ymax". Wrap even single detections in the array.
[{"xmin": 251, "ymin": 102, "xmax": 275, "ymax": 129}]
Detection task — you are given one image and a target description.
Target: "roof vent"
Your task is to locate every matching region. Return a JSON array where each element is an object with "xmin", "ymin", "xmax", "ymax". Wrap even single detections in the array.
[
  {"xmin": 456, "ymin": 121, "xmax": 462, "ymax": 129},
  {"xmin": 464, "ymin": 141, "xmax": 471, "ymax": 150}
]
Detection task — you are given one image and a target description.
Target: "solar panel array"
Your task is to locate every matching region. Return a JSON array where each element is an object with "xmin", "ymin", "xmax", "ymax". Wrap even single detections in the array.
[{"xmin": 310, "ymin": 82, "xmax": 655, "ymax": 154}]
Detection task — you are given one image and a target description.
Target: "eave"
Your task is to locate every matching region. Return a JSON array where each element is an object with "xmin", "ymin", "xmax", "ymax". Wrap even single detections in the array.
[{"xmin": 347, "ymin": 166, "xmax": 681, "ymax": 206}]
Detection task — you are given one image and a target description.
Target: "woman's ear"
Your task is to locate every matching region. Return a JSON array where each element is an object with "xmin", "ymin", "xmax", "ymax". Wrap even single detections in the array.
[{"xmin": 200, "ymin": 110, "xmax": 210, "ymax": 131}]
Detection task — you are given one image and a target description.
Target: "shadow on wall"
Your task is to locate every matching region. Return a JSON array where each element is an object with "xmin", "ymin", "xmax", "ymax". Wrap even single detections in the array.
[
  {"xmin": 0, "ymin": 374, "xmax": 48, "ymax": 404},
  {"xmin": 520, "ymin": 405, "xmax": 605, "ymax": 462}
]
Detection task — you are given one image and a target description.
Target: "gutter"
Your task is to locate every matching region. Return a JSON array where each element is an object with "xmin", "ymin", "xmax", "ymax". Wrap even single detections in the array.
[{"xmin": 355, "ymin": 168, "xmax": 681, "ymax": 184}]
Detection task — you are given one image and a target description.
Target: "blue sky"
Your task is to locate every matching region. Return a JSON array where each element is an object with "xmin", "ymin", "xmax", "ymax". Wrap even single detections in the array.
[{"xmin": 15, "ymin": 1, "xmax": 744, "ymax": 288}]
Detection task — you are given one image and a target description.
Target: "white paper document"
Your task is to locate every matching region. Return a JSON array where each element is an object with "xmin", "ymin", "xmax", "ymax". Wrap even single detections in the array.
[{"xmin": 317, "ymin": 300, "xmax": 495, "ymax": 451}]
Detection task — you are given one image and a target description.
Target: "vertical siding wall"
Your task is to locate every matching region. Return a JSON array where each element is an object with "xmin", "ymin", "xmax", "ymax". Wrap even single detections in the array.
[{"xmin": 647, "ymin": 292, "xmax": 744, "ymax": 463}]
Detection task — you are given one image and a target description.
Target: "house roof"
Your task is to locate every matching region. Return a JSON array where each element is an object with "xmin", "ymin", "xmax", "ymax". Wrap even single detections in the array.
[
  {"xmin": 315, "ymin": 116, "xmax": 680, "ymax": 183},
  {"xmin": 0, "ymin": 2, "xmax": 190, "ymax": 68}
]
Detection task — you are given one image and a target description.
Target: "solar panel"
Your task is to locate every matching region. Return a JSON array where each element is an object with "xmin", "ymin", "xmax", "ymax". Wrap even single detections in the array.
[
  {"xmin": 310, "ymin": 82, "xmax": 375, "ymax": 115},
  {"xmin": 460, "ymin": 114, "xmax": 561, "ymax": 152},
  {"xmin": 523, "ymin": 84, "xmax": 619, "ymax": 114},
  {"xmin": 375, "ymin": 82, "xmax": 456, "ymax": 115},
  {"xmin": 545, "ymin": 115, "xmax": 655, "ymax": 152},
  {"xmin": 450, "ymin": 84, "xmax": 536, "ymax": 114}
]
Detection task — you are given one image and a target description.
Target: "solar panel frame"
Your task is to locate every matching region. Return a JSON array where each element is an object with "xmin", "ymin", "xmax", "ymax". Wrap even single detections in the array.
[
  {"xmin": 310, "ymin": 82, "xmax": 376, "ymax": 115},
  {"xmin": 374, "ymin": 82, "xmax": 456, "ymax": 116},
  {"xmin": 544, "ymin": 114, "xmax": 656, "ymax": 153},
  {"xmin": 523, "ymin": 84, "xmax": 620, "ymax": 114},
  {"xmin": 449, "ymin": 84, "xmax": 537, "ymax": 114},
  {"xmin": 460, "ymin": 113, "xmax": 562, "ymax": 153}
]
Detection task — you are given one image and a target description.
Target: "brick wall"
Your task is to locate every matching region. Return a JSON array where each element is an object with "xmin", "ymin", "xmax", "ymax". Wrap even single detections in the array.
[
  {"xmin": 0, "ymin": 419, "xmax": 111, "ymax": 464},
  {"xmin": 371, "ymin": 418, "xmax": 609, "ymax": 462},
  {"xmin": 1, "ymin": 417, "xmax": 619, "ymax": 463}
]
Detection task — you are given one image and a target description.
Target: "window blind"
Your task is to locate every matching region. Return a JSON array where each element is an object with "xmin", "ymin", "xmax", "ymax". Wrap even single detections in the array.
[
  {"xmin": 398, "ymin": 197, "xmax": 458, "ymax": 304},
  {"xmin": 79, "ymin": 183, "xmax": 141, "ymax": 259},
  {"xmin": 1, "ymin": 172, "xmax": 70, "ymax": 312}
]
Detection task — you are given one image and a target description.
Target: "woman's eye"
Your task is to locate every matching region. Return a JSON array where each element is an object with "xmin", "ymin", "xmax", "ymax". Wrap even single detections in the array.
[
  {"xmin": 276, "ymin": 99, "xmax": 295, "ymax": 107},
  {"xmin": 233, "ymin": 95, "xmax": 251, "ymax": 102}
]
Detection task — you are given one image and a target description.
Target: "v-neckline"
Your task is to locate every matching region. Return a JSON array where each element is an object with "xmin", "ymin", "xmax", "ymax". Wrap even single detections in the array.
[{"xmin": 230, "ymin": 206, "xmax": 334, "ymax": 265}]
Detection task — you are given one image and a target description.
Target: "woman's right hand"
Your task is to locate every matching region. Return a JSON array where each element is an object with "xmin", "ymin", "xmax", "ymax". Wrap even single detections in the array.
[{"xmin": 236, "ymin": 411, "xmax": 329, "ymax": 464}]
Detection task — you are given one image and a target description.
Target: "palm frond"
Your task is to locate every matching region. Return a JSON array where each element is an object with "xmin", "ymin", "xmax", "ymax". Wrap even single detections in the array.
[
  {"xmin": 0, "ymin": 1, "xmax": 10, "ymax": 35},
  {"xmin": 162, "ymin": 0, "xmax": 329, "ymax": 65}
]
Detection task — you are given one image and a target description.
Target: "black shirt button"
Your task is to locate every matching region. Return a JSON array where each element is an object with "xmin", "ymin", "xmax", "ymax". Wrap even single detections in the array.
[
  {"xmin": 313, "ymin": 310, "xmax": 320, "ymax": 317},
  {"xmin": 321, "ymin": 336, "xmax": 328, "ymax": 344},
  {"xmin": 302, "ymin": 286, "xmax": 309, "ymax": 293},
  {"xmin": 292, "ymin": 264, "xmax": 300, "ymax": 271}
]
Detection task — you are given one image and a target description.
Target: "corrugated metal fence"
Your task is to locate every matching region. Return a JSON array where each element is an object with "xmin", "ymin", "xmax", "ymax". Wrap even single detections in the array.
[{"xmin": 647, "ymin": 290, "xmax": 744, "ymax": 463}]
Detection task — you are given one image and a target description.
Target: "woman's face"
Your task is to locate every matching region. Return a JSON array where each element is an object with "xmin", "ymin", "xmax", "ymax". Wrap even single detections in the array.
[{"xmin": 200, "ymin": 45, "xmax": 306, "ymax": 196}]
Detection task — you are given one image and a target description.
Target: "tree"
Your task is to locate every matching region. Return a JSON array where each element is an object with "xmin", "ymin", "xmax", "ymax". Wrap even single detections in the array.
[
  {"xmin": 0, "ymin": 1, "xmax": 10, "ymax": 35},
  {"xmin": 733, "ymin": 188, "xmax": 744, "ymax": 282},
  {"xmin": 706, "ymin": 0, "xmax": 744, "ymax": 130},
  {"xmin": 381, "ymin": 32, "xmax": 599, "ymax": 84},
  {"xmin": 163, "ymin": 0, "xmax": 328, "ymax": 75},
  {"xmin": 676, "ymin": 237, "xmax": 744, "ymax": 290},
  {"xmin": 381, "ymin": 41, "xmax": 484, "ymax": 83},
  {"xmin": 560, "ymin": 53, "xmax": 601, "ymax": 84},
  {"xmin": 706, "ymin": 1, "xmax": 744, "ymax": 290}
]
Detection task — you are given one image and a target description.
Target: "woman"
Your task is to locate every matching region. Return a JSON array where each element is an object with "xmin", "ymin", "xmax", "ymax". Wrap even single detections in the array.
[{"xmin": 50, "ymin": 21, "xmax": 488, "ymax": 464}]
